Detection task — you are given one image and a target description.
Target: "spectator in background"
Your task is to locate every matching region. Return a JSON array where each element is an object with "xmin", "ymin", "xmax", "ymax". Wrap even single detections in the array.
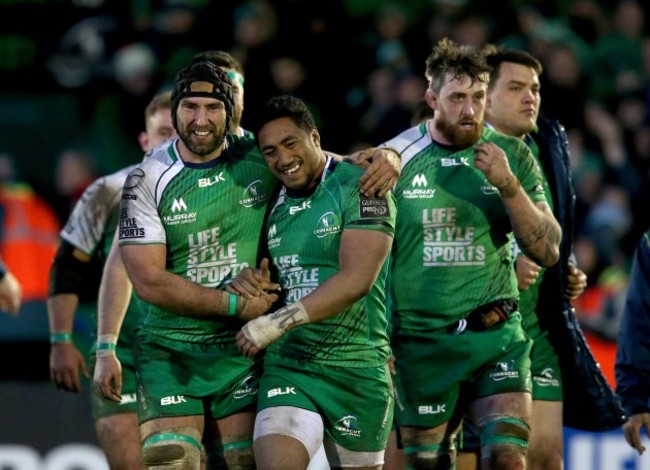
[
  {"xmin": 53, "ymin": 148, "xmax": 97, "ymax": 222},
  {"xmin": 616, "ymin": 228, "xmax": 650, "ymax": 455},
  {"xmin": 0, "ymin": 153, "xmax": 60, "ymax": 304},
  {"xmin": 0, "ymin": 254, "xmax": 22, "ymax": 315}
]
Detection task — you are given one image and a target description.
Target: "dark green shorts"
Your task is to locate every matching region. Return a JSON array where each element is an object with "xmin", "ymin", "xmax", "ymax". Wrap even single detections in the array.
[
  {"xmin": 392, "ymin": 313, "xmax": 532, "ymax": 428},
  {"xmin": 258, "ymin": 360, "xmax": 393, "ymax": 452},
  {"xmin": 134, "ymin": 333, "xmax": 261, "ymax": 425},
  {"xmin": 528, "ymin": 325, "xmax": 562, "ymax": 401}
]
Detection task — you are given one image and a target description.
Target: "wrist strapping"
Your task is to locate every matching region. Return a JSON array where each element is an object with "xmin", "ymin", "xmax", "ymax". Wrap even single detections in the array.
[
  {"xmin": 241, "ymin": 301, "xmax": 309, "ymax": 350},
  {"xmin": 96, "ymin": 334, "xmax": 117, "ymax": 357},
  {"xmin": 218, "ymin": 291, "xmax": 239, "ymax": 316},
  {"xmin": 50, "ymin": 332, "xmax": 73, "ymax": 344}
]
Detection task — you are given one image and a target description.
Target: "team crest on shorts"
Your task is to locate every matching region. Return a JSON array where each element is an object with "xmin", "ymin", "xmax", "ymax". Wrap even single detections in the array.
[{"xmin": 334, "ymin": 415, "xmax": 361, "ymax": 438}]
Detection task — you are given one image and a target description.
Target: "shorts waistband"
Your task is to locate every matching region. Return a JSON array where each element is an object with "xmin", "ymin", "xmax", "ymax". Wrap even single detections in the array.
[{"xmin": 448, "ymin": 299, "xmax": 518, "ymax": 334}]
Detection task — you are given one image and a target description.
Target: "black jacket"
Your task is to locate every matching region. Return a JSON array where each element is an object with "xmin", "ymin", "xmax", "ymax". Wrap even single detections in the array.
[
  {"xmin": 615, "ymin": 229, "xmax": 650, "ymax": 418},
  {"xmin": 533, "ymin": 117, "xmax": 626, "ymax": 431}
]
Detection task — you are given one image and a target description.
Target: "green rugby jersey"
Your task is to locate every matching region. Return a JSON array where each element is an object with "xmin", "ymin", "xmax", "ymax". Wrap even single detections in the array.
[
  {"xmin": 119, "ymin": 135, "xmax": 277, "ymax": 343},
  {"xmin": 264, "ymin": 157, "xmax": 396, "ymax": 368},
  {"xmin": 517, "ymin": 136, "xmax": 554, "ymax": 331},
  {"xmin": 384, "ymin": 124, "xmax": 548, "ymax": 330}
]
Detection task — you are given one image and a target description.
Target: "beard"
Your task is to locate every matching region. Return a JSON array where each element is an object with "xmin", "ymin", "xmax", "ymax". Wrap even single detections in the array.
[
  {"xmin": 435, "ymin": 114, "xmax": 484, "ymax": 148},
  {"xmin": 178, "ymin": 124, "xmax": 227, "ymax": 157}
]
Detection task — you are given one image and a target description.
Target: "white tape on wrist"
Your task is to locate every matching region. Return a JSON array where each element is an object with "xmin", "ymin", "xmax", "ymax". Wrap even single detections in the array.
[{"xmin": 242, "ymin": 301, "xmax": 309, "ymax": 350}]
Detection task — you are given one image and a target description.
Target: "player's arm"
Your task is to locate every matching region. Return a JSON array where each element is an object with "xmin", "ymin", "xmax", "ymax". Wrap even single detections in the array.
[
  {"xmin": 331, "ymin": 147, "xmax": 401, "ymax": 197},
  {"xmin": 120, "ymin": 243, "xmax": 278, "ymax": 321},
  {"xmin": 94, "ymin": 234, "xmax": 132, "ymax": 403},
  {"xmin": 237, "ymin": 228, "xmax": 393, "ymax": 357},
  {"xmin": 473, "ymin": 141, "xmax": 561, "ymax": 267},
  {"xmin": 47, "ymin": 240, "xmax": 92, "ymax": 392}
]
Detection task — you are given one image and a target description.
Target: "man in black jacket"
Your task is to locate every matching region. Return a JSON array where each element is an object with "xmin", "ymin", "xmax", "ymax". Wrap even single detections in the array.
[{"xmin": 616, "ymin": 229, "xmax": 650, "ymax": 455}]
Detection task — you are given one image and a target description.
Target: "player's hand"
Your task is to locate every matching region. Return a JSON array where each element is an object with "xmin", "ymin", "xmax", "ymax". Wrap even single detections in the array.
[
  {"xmin": 565, "ymin": 262, "xmax": 587, "ymax": 300},
  {"xmin": 515, "ymin": 255, "xmax": 541, "ymax": 291},
  {"xmin": 94, "ymin": 354, "xmax": 123, "ymax": 404},
  {"xmin": 472, "ymin": 141, "xmax": 513, "ymax": 189},
  {"xmin": 237, "ymin": 290, "xmax": 280, "ymax": 321},
  {"xmin": 49, "ymin": 342, "xmax": 89, "ymax": 393},
  {"xmin": 388, "ymin": 354, "xmax": 397, "ymax": 375},
  {"xmin": 623, "ymin": 413, "xmax": 650, "ymax": 455},
  {"xmin": 228, "ymin": 258, "xmax": 280, "ymax": 300},
  {"xmin": 350, "ymin": 147, "xmax": 400, "ymax": 197},
  {"xmin": 236, "ymin": 329, "xmax": 261, "ymax": 358},
  {"xmin": 0, "ymin": 271, "xmax": 22, "ymax": 315}
]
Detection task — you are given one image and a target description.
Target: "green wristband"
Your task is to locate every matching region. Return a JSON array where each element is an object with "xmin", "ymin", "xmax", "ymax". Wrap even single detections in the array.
[
  {"xmin": 97, "ymin": 342, "xmax": 117, "ymax": 351},
  {"xmin": 228, "ymin": 293, "xmax": 238, "ymax": 316},
  {"xmin": 50, "ymin": 333, "xmax": 73, "ymax": 344}
]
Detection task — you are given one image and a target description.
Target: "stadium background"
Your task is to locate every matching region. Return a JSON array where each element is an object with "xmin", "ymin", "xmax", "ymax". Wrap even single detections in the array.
[{"xmin": 0, "ymin": 0, "xmax": 649, "ymax": 468}]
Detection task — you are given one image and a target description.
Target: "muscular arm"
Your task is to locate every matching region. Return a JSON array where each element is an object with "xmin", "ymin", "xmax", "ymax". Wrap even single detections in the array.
[
  {"xmin": 121, "ymin": 243, "xmax": 277, "ymax": 320},
  {"xmin": 502, "ymin": 193, "xmax": 560, "ymax": 267},
  {"xmin": 301, "ymin": 229, "xmax": 393, "ymax": 320},
  {"xmin": 473, "ymin": 141, "xmax": 561, "ymax": 267},
  {"xmin": 97, "ymin": 235, "xmax": 132, "ymax": 339},
  {"xmin": 121, "ymin": 243, "xmax": 227, "ymax": 316},
  {"xmin": 237, "ymin": 229, "xmax": 393, "ymax": 356},
  {"xmin": 94, "ymin": 235, "xmax": 133, "ymax": 402},
  {"xmin": 47, "ymin": 243, "xmax": 93, "ymax": 392},
  {"xmin": 333, "ymin": 147, "xmax": 401, "ymax": 197}
]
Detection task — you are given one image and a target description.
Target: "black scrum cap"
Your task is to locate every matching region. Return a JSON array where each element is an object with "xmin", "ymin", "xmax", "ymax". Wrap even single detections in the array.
[{"xmin": 171, "ymin": 61, "xmax": 234, "ymax": 132}]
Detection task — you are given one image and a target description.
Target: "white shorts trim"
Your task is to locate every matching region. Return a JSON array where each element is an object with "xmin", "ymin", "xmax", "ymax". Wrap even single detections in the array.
[
  {"xmin": 254, "ymin": 406, "xmax": 324, "ymax": 459},
  {"xmin": 254, "ymin": 406, "xmax": 385, "ymax": 467}
]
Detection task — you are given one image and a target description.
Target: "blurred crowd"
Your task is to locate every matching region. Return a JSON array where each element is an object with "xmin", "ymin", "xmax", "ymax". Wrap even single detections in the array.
[{"xmin": 1, "ymin": 0, "xmax": 649, "ymax": 351}]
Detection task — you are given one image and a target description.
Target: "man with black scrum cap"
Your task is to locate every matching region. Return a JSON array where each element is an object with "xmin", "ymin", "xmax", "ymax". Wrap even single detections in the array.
[{"xmin": 99, "ymin": 60, "xmax": 279, "ymax": 468}]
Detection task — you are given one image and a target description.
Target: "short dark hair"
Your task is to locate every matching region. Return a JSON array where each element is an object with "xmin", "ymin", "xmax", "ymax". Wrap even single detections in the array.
[
  {"xmin": 191, "ymin": 50, "xmax": 244, "ymax": 76},
  {"xmin": 251, "ymin": 94, "xmax": 316, "ymax": 142},
  {"xmin": 483, "ymin": 44, "xmax": 543, "ymax": 89},
  {"xmin": 425, "ymin": 37, "xmax": 490, "ymax": 93}
]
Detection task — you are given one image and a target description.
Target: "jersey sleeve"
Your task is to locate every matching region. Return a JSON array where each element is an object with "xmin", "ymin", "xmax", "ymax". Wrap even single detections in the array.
[
  {"xmin": 118, "ymin": 163, "xmax": 166, "ymax": 245},
  {"xmin": 513, "ymin": 142, "xmax": 548, "ymax": 205},
  {"xmin": 60, "ymin": 170, "xmax": 126, "ymax": 256},
  {"xmin": 342, "ymin": 168, "xmax": 396, "ymax": 237}
]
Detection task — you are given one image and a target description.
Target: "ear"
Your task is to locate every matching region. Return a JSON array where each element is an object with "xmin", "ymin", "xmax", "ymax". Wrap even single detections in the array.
[
  {"xmin": 425, "ymin": 88, "xmax": 437, "ymax": 110},
  {"xmin": 138, "ymin": 131, "xmax": 149, "ymax": 152},
  {"xmin": 311, "ymin": 129, "xmax": 321, "ymax": 148}
]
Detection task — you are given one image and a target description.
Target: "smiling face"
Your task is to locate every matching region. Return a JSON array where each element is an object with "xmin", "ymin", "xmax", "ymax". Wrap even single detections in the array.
[
  {"xmin": 257, "ymin": 116, "xmax": 325, "ymax": 191},
  {"xmin": 176, "ymin": 95, "xmax": 228, "ymax": 158},
  {"xmin": 486, "ymin": 61, "xmax": 540, "ymax": 139},
  {"xmin": 427, "ymin": 71, "xmax": 487, "ymax": 148}
]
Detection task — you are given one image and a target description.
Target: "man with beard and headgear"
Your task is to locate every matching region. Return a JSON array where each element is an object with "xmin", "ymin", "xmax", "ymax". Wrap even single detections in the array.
[
  {"xmin": 95, "ymin": 60, "xmax": 280, "ymax": 469},
  {"xmin": 380, "ymin": 38, "xmax": 561, "ymax": 469}
]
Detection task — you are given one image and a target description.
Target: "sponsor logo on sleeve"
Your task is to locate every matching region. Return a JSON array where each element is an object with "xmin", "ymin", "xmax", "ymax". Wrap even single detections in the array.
[
  {"xmin": 359, "ymin": 194, "xmax": 390, "ymax": 218},
  {"xmin": 124, "ymin": 168, "xmax": 145, "ymax": 190}
]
